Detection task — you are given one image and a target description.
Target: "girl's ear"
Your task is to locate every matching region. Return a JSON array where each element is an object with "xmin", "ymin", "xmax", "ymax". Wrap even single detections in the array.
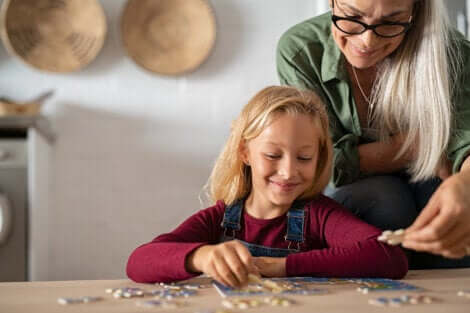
[{"xmin": 239, "ymin": 140, "xmax": 250, "ymax": 166}]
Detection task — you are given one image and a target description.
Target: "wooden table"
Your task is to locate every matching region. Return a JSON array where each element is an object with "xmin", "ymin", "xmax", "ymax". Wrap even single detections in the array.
[{"xmin": 1, "ymin": 269, "xmax": 469, "ymax": 313}]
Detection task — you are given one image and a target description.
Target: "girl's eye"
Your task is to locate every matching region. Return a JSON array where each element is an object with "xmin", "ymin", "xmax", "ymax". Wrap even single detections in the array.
[
  {"xmin": 265, "ymin": 154, "xmax": 280, "ymax": 160},
  {"xmin": 298, "ymin": 156, "xmax": 313, "ymax": 161}
]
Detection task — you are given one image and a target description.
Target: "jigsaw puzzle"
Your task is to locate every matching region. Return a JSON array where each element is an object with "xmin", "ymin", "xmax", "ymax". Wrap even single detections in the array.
[{"xmin": 213, "ymin": 277, "xmax": 422, "ymax": 297}]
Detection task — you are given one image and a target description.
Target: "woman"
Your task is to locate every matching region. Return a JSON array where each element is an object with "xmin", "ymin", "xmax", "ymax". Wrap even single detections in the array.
[{"xmin": 277, "ymin": 0, "xmax": 470, "ymax": 268}]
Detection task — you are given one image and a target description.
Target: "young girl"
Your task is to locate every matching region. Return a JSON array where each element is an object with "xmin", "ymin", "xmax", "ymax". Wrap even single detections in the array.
[{"xmin": 126, "ymin": 86, "xmax": 408, "ymax": 287}]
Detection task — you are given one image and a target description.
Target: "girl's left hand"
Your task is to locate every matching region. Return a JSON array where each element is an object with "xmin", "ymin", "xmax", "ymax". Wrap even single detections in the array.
[
  {"xmin": 253, "ymin": 257, "xmax": 286, "ymax": 277},
  {"xmin": 403, "ymin": 170, "xmax": 470, "ymax": 258}
]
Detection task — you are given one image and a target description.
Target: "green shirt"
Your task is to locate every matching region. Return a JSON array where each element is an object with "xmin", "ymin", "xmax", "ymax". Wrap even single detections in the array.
[{"xmin": 277, "ymin": 12, "xmax": 470, "ymax": 187}]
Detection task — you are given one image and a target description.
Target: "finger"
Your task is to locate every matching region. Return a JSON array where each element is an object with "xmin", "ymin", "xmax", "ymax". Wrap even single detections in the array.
[
  {"xmin": 403, "ymin": 222, "xmax": 469, "ymax": 254},
  {"xmin": 436, "ymin": 223, "xmax": 470, "ymax": 252},
  {"xmin": 211, "ymin": 271, "xmax": 232, "ymax": 288},
  {"xmin": 441, "ymin": 246, "xmax": 468, "ymax": 259},
  {"xmin": 235, "ymin": 243, "xmax": 258, "ymax": 275},
  {"xmin": 406, "ymin": 192, "xmax": 440, "ymax": 232},
  {"xmin": 214, "ymin": 258, "xmax": 241, "ymax": 288},
  {"xmin": 405, "ymin": 204, "xmax": 459, "ymax": 243},
  {"xmin": 438, "ymin": 227, "xmax": 470, "ymax": 258},
  {"xmin": 225, "ymin": 249, "xmax": 249, "ymax": 287}
]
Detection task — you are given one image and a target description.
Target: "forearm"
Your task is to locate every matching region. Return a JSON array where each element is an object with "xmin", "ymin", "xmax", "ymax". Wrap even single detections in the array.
[
  {"xmin": 126, "ymin": 241, "xmax": 206, "ymax": 283},
  {"xmin": 286, "ymin": 240, "xmax": 408, "ymax": 279},
  {"xmin": 358, "ymin": 136, "xmax": 410, "ymax": 175}
]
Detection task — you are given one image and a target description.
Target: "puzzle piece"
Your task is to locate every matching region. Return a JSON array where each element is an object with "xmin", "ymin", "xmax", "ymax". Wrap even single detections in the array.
[
  {"xmin": 377, "ymin": 229, "xmax": 405, "ymax": 245},
  {"xmin": 222, "ymin": 298, "xmax": 263, "ymax": 309},
  {"xmin": 263, "ymin": 296, "xmax": 295, "ymax": 306},
  {"xmin": 457, "ymin": 290, "xmax": 470, "ymax": 298},
  {"xmin": 248, "ymin": 274, "xmax": 285, "ymax": 293},
  {"xmin": 354, "ymin": 278, "xmax": 422, "ymax": 293},
  {"xmin": 105, "ymin": 287, "xmax": 144, "ymax": 298},
  {"xmin": 57, "ymin": 296, "xmax": 102, "ymax": 305},
  {"xmin": 213, "ymin": 276, "xmax": 327, "ymax": 297},
  {"xmin": 148, "ymin": 288, "xmax": 197, "ymax": 299},
  {"xmin": 157, "ymin": 282, "xmax": 212, "ymax": 290},
  {"xmin": 137, "ymin": 299, "xmax": 186, "ymax": 308},
  {"xmin": 368, "ymin": 294, "xmax": 438, "ymax": 307}
]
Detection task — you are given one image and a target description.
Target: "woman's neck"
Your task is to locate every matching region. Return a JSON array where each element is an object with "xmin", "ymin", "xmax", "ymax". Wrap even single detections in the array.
[{"xmin": 348, "ymin": 63, "xmax": 377, "ymax": 85}]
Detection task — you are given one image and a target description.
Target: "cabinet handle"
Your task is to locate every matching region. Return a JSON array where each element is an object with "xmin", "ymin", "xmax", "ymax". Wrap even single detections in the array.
[{"xmin": 0, "ymin": 194, "xmax": 12, "ymax": 245}]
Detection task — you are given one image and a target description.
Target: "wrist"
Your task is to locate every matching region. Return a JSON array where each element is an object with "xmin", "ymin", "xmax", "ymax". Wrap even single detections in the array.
[
  {"xmin": 256, "ymin": 257, "xmax": 286, "ymax": 277},
  {"xmin": 277, "ymin": 257, "xmax": 287, "ymax": 276},
  {"xmin": 186, "ymin": 245, "xmax": 210, "ymax": 273}
]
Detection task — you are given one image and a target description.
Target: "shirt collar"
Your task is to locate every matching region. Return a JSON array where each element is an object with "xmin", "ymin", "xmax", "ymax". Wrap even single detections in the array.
[{"xmin": 321, "ymin": 16, "xmax": 347, "ymax": 83}]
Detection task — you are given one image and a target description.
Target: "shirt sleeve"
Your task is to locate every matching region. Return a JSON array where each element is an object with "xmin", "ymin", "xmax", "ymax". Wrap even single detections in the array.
[
  {"xmin": 126, "ymin": 203, "xmax": 224, "ymax": 283},
  {"xmin": 285, "ymin": 197, "xmax": 408, "ymax": 279},
  {"xmin": 277, "ymin": 36, "xmax": 361, "ymax": 186},
  {"xmin": 448, "ymin": 37, "xmax": 470, "ymax": 172}
]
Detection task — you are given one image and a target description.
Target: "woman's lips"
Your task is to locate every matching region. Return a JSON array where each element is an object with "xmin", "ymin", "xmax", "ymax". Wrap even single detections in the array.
[{"xmin": 350, "ymin": 43, "xmax": 379, "ymax": 57}]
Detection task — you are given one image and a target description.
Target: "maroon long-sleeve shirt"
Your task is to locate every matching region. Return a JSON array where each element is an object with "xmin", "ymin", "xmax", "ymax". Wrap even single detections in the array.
[{"xmin": 127, "ymin": 195, "xmax": 408, "ymax": 283}]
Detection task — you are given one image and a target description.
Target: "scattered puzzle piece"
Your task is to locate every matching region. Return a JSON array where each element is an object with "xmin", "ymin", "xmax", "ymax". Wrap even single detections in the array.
[
  {"xmin": 106, "ymin": 287, "xmax": 144, "ymax": 298},
  {"xmin": 457, "ymin": 290, "xmax": 470, "ymax": 298},
  {"xmin": 137, "ymin": 299, "xmax": 186, "ymax": 308},
  {"xmin": 368, "ymin": 294, "xmax": 439, "ymax": 307},
  {"xmin": 263, "ymin": 296, "xmax": 295, "ymax": 306},
  {"xmin": 57, "ymin": 296, "xmax": 102, "ymax": 305},
  {"xmin": 148, "ymin": 288, "xmax": 197, "ymax": 299},
  {"xmin": 222, "ymin": 298, "xmax": 263, "ymax": 309}
]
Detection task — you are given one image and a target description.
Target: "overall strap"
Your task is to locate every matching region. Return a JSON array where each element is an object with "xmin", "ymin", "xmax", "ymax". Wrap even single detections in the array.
[
  {"xmin": 220, "ymin": 200, "xmax": 243, "ymax": 239},
  {"xmin": 284, "ymin": 200, "xmax": 306, "ymax": 250}
]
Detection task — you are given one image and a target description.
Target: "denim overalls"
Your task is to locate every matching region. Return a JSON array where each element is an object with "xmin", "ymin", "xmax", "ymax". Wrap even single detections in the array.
[{"xmin": 220, "ymin": 199, "xmax": 306, "ymax": 257}]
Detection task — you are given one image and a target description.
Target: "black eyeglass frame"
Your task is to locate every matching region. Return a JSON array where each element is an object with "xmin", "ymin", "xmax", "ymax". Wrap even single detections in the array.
[{"xmin": 331, "ymin": 0, "xmax": 414, "ymax": 38}]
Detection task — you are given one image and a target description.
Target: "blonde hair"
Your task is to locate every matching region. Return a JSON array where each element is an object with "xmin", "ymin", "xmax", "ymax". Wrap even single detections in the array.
[
  {"xmin": 370, "ymin": 0, "xmax": 462, "ymax": 181},
  {"xmin": 205, "ymin": 86, "xmax": 333, "ymax": 206}
]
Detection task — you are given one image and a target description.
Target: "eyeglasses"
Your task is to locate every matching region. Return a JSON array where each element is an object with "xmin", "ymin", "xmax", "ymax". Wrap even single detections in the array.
[{"xmin": 331, "ymin": 0, "xmax": 413, "ymax": 38}]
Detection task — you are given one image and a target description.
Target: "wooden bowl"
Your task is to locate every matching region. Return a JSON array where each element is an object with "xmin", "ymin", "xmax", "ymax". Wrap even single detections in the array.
[
  {"xmin": 0, "ymin": 0, "xmax": 107, "ymax": 73},
  {"xmin": 121, "ymin": 0, "xmax": 216, "ymax": 75}
]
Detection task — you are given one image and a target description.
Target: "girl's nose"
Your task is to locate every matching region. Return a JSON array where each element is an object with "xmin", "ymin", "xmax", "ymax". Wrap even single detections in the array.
[{"xmin": 278, "ymin": 158, "xmax": 297, "ymax": 178}]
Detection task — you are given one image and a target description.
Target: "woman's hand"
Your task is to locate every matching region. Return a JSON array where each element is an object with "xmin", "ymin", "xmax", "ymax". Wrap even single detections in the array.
[
  {"xmin": 436, "ymin": 158, "xmax": 453, "ymax": 181},
  {"xmin": 253, "ymin": 257, "xmax": 286, "ymax": 277},
  {"xmin": 403, "ymin": 168, "xmax": 470, "ymax": 258},
  {"xmin": 186, "ymin": 240, "xmax": 259, "ymax": 288}
]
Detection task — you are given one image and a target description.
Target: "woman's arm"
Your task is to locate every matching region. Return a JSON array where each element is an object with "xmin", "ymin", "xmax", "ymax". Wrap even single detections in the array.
[
  {"xmin": 403, "ymin": 154, "xmax": 470, "ymax": 258},
  {"xmin": 358, "ymin": 133, "xmax": 413, "ymax": 175}
]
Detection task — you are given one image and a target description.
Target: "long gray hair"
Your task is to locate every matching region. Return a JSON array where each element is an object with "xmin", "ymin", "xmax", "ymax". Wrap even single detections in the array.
[{"xmin": 370, "ymin": 0, "xmax": 462, "ymax": 181}]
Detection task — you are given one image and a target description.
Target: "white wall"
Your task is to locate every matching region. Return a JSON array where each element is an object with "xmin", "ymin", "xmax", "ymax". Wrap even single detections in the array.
[{"xmin": 0, "ymin": 0, "xmax": 328, "ymax": 281}]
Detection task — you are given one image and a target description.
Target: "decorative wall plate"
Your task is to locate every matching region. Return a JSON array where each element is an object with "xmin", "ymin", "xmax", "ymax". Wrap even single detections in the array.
[
  {"xmin": 0, "ymin": 0, "xmax": 107, "ymax": 73},
  {"xmin": 121, "ymin": 0, "xmax": 216, "ymax": 75}
]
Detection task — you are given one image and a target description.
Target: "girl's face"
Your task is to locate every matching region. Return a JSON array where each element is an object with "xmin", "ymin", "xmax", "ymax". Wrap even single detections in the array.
[
  {"xmin": 241, "ymin": 113, "xmax": 319, "ymax": 214},
  {"xmin": 331, "ymin": 0, "xmax": 415, "ymax": 69}
]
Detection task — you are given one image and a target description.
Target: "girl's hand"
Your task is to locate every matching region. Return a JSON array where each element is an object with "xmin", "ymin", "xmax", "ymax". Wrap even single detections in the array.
[
  {"xmin": 403, "ymin": 170, "xmax": 470, "ymax": 258},
  {"xmin": 253, "ymin": 257, "xmax": 286, "ymax": 277},
  {"xmin": 186, "ymin": 240, "xmax": 259, "ymax": 288}
]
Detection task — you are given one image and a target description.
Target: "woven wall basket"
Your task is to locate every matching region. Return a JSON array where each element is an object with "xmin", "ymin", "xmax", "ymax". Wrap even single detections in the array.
[
  {"xmin": 0, "ymin": 0, "xmax": 107, "ymax": 73},
  {"xmin": 121, "ymin": 0, "xmax": 216, "ymax": 75}
]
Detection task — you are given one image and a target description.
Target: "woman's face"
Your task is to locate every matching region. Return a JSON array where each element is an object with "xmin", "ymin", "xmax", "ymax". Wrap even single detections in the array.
[{"xmin": 331, "ymin": 0, "xmax": 415, "ymax": 69}]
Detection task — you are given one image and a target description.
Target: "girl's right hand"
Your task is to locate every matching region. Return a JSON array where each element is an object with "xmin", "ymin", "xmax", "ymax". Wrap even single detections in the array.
[{"xmin": 186, "ymin": 240, "xmax": 259, "ymax": 288}]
